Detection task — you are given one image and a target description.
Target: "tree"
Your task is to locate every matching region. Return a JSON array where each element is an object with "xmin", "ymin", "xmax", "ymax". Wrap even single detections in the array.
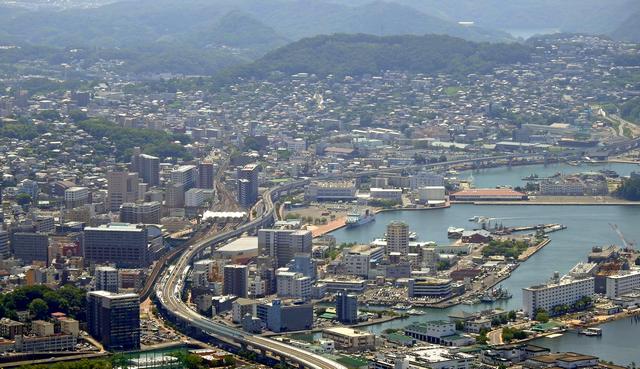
[
  {"xmin": 508, "ymin": 310, "xmax": 517, "ymax": 321},
  {"xmin": 16, "ymin": 193, "xmax": 32, "ymax": 206},
  {"xmin": 223, "ymin": 355, "xmax": 236, "ymax": 366},
  {"xmin": 28, "ymin": 298, "xmax": 49, "ymax": 320},
  {"xmin": 454, "ymin": 320, "xmax": 464, "ymax": 331},
  {"xmin": 535, "ymin": 310, "xmax": 550, "ymax": 323}
]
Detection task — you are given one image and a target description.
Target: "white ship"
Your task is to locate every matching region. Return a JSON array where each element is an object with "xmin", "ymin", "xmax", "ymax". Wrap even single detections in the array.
[{"xmin": 345, "ymin": 209, "xmax": 375, "ymax": 228}]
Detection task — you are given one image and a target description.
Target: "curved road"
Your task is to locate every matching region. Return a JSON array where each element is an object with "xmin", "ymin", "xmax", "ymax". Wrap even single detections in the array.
[{"xmin": 156, "ymin": 180, "xmax": 348, "ymax": 369}]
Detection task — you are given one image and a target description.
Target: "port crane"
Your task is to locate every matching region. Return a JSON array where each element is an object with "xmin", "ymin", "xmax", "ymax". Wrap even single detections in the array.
[{"xmin": 609, "ymin": 223, "xmax": 636, "ymax": 252}]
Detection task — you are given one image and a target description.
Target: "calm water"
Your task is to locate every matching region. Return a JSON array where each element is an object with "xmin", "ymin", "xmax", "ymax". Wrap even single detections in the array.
[{"xmin": 328, "ymin": 162, "xmax": 640, "ymax": 363}]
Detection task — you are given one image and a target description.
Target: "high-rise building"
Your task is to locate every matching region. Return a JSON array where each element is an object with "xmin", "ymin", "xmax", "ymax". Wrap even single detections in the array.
[
  {"xmin": 223, "ymin": 264, "xmax": 248, "ymax": 298},
  {"xmin": 0, "ymin": 231, "xmax": 10, "ymax": 260},
  {"xmin": 95, "ymin": 266, "xmax": 119, "ymax": 293},
  {"xmin": 336, "ymin": 290, "xmax": 358, "ymax": 324},
  {"xmin": 64, "ymin": 187, "xmax": 89, "ymax": 209},
  {"xmin": 119, "ymin": 202, "xmax": 161, "ymax": 224},
  {"xmin": 165, "ymin": 182, "xmax": 185, "ymax": 209},
  {"xmin": 12, "ymin": 232, "xmax": 49, "ymax": 265},
  {"xmin": 386, "ymin": 221, "xmax": 409, "ymax": 256},
  {"xmin": 83, "ymin": 224, "xmax": 149, "ymax": 268},
  {"xmin": 170, "ymin": 165, "xmax": 197, "ymax": 191},
  {"xmin": 197, "ymin": 161, "xmax": 215, "ymax": 189},
  {"xmin": 86, "ymin": 291, "xmax": 140, "ymax": 351},
  {"xmin": 107, "ymin": 171, "xmax": 139, "ymax": 211},
  {"xmin": 237, "ymin": 164, "xmax": 259, "ymax": 208},
  {"xmin": 131, "ymin": 148, "xmax": 160, "ymax": 187},
  {"xmin": 258, "ymin": 229, "xmax": 312, "ymax": 268}
]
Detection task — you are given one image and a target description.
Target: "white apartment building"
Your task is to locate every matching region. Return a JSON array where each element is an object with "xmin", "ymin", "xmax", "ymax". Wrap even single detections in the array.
[
  {"xmin": 343, "ymin": 245, "xmax": 384, "ymax": 278},
  {"xmin": 185, "ymin": 188, "xmax": 206, "ymax": 207},
  {"xmin": 64, "ymin": 187, "xmax": 89, "ymax": 208},
  {"xmin": 276, "ymin": 269, "xmax": 312, "ymax": 300},
  {"xmin": 606, "ymin": 270, "xmax": 640, "ymax": 298},
  {"xmin": 522, "ymin": 273, "xmax": 595, "ymax": 318}
]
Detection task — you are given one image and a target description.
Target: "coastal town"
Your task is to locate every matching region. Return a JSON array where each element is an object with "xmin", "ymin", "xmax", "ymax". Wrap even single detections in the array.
[{"xmin": 0, "ymin": 7, "xmax": 640, "ymax": 369}]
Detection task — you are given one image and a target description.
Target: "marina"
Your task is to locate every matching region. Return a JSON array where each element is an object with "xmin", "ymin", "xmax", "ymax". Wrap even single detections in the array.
[{"xmin": 329, "ymin": 162, "xmax": 640, "ymax": 365}]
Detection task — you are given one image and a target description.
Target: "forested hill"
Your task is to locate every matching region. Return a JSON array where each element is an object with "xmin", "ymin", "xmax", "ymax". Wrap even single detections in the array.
[{"xmin": 221, "ymin": 34, "xmax": 533, "ymax": 81}]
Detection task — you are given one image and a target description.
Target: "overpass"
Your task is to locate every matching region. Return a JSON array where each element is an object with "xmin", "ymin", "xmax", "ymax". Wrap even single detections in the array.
[{"xmin": 155, "ymin": 179, "xmax": 348, "ymax": 369}]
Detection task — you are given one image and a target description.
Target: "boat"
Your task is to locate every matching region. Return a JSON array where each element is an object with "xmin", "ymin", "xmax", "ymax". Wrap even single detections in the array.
[
  {"xmin": 480, "ymin": 286, "xmax": 512, "ymax": 303},
  {"xmin": 447, "ymin": 227, "xmax": 465, "ymax": 239},
  {"xmin": 462, "ymin": 298, "xmax": 481, "ymax": 305},
  {"xmin": 392, "ymin": 304, "xmax": 413, "ymax": 311},
  {"xmin": 406, "ymin": 309, "xmax": 425, "ymax": 316},
  {"xmin": 579, "ymin": 327, "xmax": 602, "ymax": 336},
  {"xmin": 522, "ymin": 174, "xmax": 539, "ymax": 181},
  {"xmin": 345, "ymin": 209, "xmax": 375, "ymax": 228},
  {"xmin": 468, "ymin": 216, "xmax": 481, "ymax": 222}
]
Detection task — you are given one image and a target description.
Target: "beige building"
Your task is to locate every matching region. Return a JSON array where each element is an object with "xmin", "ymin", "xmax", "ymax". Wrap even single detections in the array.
[{"xmin": 322, "ymin": 327, "xmax": 376, "ymax": 352}]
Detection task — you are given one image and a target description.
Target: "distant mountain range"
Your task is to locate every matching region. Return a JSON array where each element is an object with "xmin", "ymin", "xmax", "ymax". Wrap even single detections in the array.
[
  {"xmin": 327, "ymin": 0, "xmax": 640, "ymax": 41},
  {"xmin": 0, "ymin": 0, "xmax": 513, "ymax": 50}
]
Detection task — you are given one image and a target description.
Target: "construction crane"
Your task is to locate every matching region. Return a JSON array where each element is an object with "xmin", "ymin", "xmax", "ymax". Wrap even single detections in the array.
[{"xmin": 609, "ymin": 223, "xmax": 636, "ymax": 252}]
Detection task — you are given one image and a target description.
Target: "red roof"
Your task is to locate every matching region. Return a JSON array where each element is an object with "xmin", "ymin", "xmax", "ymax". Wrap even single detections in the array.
[{"xmin": 452, "ymin": 188, "xmax": 524, "ymax": 197}]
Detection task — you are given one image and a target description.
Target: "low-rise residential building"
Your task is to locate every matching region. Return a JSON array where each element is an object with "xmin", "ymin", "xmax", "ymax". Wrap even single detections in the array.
[{"xmin": 322, "ymin": 327, "xmax": 375, "ymax": 352}]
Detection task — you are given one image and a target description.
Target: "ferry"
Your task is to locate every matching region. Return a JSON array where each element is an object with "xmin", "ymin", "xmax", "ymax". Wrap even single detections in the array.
[
  {"xmin": 345, "ymin": 209, "xmax": 375, "ymax": 228},
  {"xmin": 407, "ymin": 309, "xmax": 425, "ymax": 316},
  {"xmin": 579, "ymin": 327, "xmax": 602, "ymax": 336}
]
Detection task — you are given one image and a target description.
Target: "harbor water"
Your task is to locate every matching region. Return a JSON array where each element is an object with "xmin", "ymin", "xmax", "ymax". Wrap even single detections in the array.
[{"xmin": 328, "ymin": 162, "xmax": 640, "ymax": 364}]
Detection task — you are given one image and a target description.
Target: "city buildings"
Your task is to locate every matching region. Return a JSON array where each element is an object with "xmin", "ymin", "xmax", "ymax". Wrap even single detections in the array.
[
  {"xmin": 95, "ymin": 266, "xmax": 119, "ymax": 293},
  {"xmin": 83, "ymin": 223, "xmax": 150, "ymax": 268},
  {"xmin": 223, "ymin": 264, "xmax": 248, "ymax": 298},
  {"xmin": 86, "ymin": 291, "xmax": 140, "ymax": 351},
  {"xmin": 237, "ymin": 164, "xmax": 259, "ymax": 208},
  {"xmin": 107, "ymin": 171, "xmax": 139, "ymax": 211},
  {"xmin": 256, "ymin": 299, "xmax": 313, "ymax": 333},
  {"xmin": 304, "ymin": 181, "xmax": 357, "ymax": 201},
  {"xmin": 605, "ymin": 270, "xmax": 640, "ymax": 298},
  {"xmin": 12, "ymin": 232, "xmax": 49, "ymax": 265},
  {"xmin": 64, "ymin": 187, "xmax": 89, "ymax": 208},
  {"xmin": 131, "ymin": 148, "xmax": 160, "ymax": 187},
  {"xmin": 408, "ymin": 277, "xmax": 453, "ymax": 298},
  {"xmin": 523, "ymin": 272, "xmax": 595, "ymax": 318},
  {"xmin": 197, "ymin": 161, "xmax": 215, "ymax": 189},
  {"xmin": 386, "ymin": 221, "xmax": 409, "ymax": 256},
  {"xmin": 336, "ymin": 290, "xmax": 358, "ymax": 324},
  {"xmin": 257, "ymin": 229, "xmax": 312, "ymax": 268},
  {"xmin": 322, "ymin": 327, "xmax": 375, "ymax": 352},
  {"xmin": 120, "ymin": 201, "xmax": 161, "ymax": 224}
]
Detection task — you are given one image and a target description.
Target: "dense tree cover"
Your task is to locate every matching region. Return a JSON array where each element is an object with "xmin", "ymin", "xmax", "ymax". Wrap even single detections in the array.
[
  {"xmin": 220, "ymin": 34, "xmax": 532, "ymax": 82},
  {"xmin": 77, "ymin": 118, "xmax": 192, "ymax": 162},
  {"xmin": 614, "ymin": 175, "xmax": 640, "ymax": 201},
  {"xmin": 502, "ymin": 327, "xmax": 528, "ymax": 342},
  {"xmin": 0, "ymin": 120, "xmax": 48, "ymax": 140},
  {"xmin": 535, "ymin": 309, "xmax": 550, "ymax": 323},
  {"xmin": 482, "ymin": 239, "xmax": 530, "ymax": 259},
  {"xmin": 549, "ymin": 296, "xmax": 592, "ymax": 316},
  {"xmin": 621, "ymin": 97, "xmax": 640, "ymax": 124},
  {"xmin": 0, "ymin": 285, "xmax": 87, "ymax": 322}
]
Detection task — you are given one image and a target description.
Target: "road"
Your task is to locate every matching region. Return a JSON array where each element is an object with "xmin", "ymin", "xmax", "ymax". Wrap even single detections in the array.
[{"xmin": 155, "ymin": 179, "xmax": 348, "ymax": 369}]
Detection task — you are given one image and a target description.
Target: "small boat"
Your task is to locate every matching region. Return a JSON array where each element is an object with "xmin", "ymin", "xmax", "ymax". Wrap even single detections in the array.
[
  {"xmin": 469, "ymin": 216, "xmax": 481, "ymax": 222},
  {"xmin": 392, "ymin": 304, "xmax": 413, "ymax": 311},
  {"xmin": 406, "ymin": 309, "xmax": 425, "ymax": 316},
  {"xmin": 579, "ymin": 327, "xmax": 602, "ymax": 336},
  {"xmin": 522, "ymin": 174, "xmax": 539, "ymax": 181}
]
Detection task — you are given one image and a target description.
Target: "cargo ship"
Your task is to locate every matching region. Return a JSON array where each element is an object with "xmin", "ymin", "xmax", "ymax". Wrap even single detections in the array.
[{"xmin": 345, "ymin": 209, "xmax": 375, "ymax": 228}]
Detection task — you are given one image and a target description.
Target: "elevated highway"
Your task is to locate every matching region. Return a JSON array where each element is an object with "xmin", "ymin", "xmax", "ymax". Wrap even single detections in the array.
[{"xmin": 155, "ymin": 179, "xmax": 347, "ymax": 369}]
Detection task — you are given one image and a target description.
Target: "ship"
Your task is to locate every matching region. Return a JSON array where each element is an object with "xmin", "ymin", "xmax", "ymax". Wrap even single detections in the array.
[
  {"xmin": 579, "ymin": 327, "xmax": 602, "ymax": 336},
  {"xmin": 392, "ymin": 303, "xmax": 413, "ymax": 311},
  {"xmin": 345, "ymin": 209, "xmax": 375, "ymax": 228},
  {"xmin": 480, "ymin": 286, "xmax": 512, "ymax": 303},
  {"xmin": 522, "ymin": 174, "xmax": 539, "ymax": 181}
]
